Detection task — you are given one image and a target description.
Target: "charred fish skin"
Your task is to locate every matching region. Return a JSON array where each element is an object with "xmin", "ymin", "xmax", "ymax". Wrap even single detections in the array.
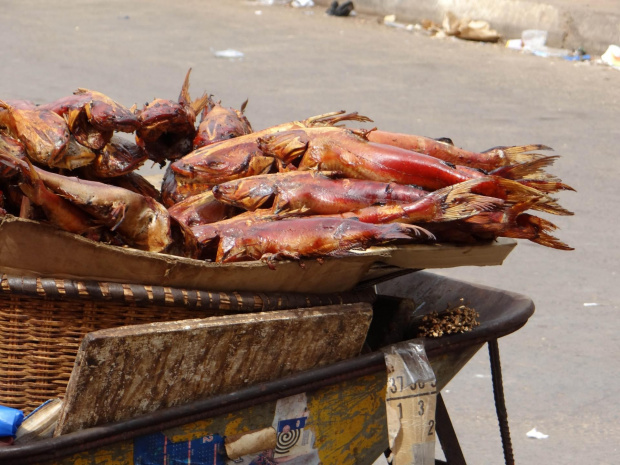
[
  {"xmin": 0, "ymin": 100, "xmax": 71, "ymax": 168},
  {"xmin": 76, "ymin": 89, "xmax": 140, "ymax": 133},
  {"xmin": 193, "ymin": 97, "xmax": 253, "ymax": 149},
  {"xmin": 41, "ymin": 90, "xmax": 139, "ymax": 151},
  {"xmin": 136, "ymin": 69, "xmax": 209, "ymax": 165},
  {"xmin": 83, "ymin": 136, "xmax": 148, "ymax": 178},
  {"xmin": 41, "ymin": 89, "xmax": 139, "ymax": 133}
]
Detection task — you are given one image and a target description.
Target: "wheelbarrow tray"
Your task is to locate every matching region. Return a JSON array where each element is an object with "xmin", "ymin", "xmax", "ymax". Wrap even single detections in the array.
[{"xmin": 0, "ymin": 271, "xmax": 534, "ymax": 465}]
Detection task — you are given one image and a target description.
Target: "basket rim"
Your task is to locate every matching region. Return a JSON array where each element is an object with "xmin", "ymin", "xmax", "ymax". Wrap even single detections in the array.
[{"xmin": 0, "ymin": 274, "xmax": 376, "ymax": 312}]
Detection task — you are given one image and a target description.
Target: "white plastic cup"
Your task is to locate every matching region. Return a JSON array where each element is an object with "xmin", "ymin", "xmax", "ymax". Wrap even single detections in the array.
[{"xmin": 521, "ymin": 29, "xmax": 548, "ymax": 49}]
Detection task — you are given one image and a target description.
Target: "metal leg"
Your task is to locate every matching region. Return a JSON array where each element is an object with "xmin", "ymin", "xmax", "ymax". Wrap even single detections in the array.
[
  {"xmin": 435, "ymin": 392, "xmax": 467, "ymax": 465},
  {"xmin": 488, "ymin": 339, "xmax": 515, "ymax": 465}
]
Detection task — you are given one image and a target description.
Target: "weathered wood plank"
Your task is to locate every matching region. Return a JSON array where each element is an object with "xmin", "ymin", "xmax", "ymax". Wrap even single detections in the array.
[{"xmin": 54, "ymin": 303, "xmax": 373, "ymax": 436}]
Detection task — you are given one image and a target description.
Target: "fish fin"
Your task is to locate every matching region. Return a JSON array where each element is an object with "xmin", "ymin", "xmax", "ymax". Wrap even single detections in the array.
[
  {"xmin": 258, "ymin": 131, "xmax": 309, "ymax": 164},
  {"xmin": 440, "ymin": 194, "xmax": 503, "ymax": 221},
  {"xmin": 178, "ymin": 68, "xmax": 193, "ymax": 105},
  {"xmin": 305, "ymin": 111, "xmax": 373, "ymax": 127},
  {"xmin": 434, "ymin": 137, "xmax": 455, "ymax": 145},
  {"xmin": 240, "ymin": 99, "xmax": 249, "ymax": 114},
  {"xmin": 417, "ymin": 178, "xmax": 504, "ymax": 222},
  {"xmin": 0, "ymin": 150, "xmax": 22, "ymax": 172},
  {"xmin": 517, "ymin": 178, "xmax": 576, "ymax": 193},
  {"xmin": 107, "ymin": 203, "xmax": 127, "ymax": 231},
  {"xmin": 351, "ymin": 127, "xmax": 377, "ymax": 141},
  {"xmin": 191, "ymin": 92, "xmax": 210, "ymax": 116},
  {"xmin": 490, "ymin": 155, "xmax": 560, "ymax": 180},
  {"xmin": 393, "ymin": 223, "xmax": 435, "ymax": 240}
]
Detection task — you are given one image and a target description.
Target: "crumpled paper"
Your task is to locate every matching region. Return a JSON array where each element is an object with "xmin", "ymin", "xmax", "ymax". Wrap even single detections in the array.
[
  {"xmin": 442, "ymin": 12, "xmax": 500, "ymax": 42},
  {"xmin": 526, "ymin": 427, "xmax": 549, "ymax": 439},
  {"xmin": 601, "ymin": 44, "xmax": 620, "ymax": 70}
]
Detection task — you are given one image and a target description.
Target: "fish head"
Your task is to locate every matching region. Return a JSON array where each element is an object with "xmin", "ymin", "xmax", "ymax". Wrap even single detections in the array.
[
  {"xmin": 84, "ymin": 90, "xmax": 140, "ymax": 133},
  {"xmin": 258, "ymin": 130, "xmax": 309, "ymax": 164}
]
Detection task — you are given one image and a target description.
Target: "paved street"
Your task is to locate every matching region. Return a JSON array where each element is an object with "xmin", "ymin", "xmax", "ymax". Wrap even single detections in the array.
[{"xmin": 1, "ymin": 1, "xmax": 619, "ymax": 463}]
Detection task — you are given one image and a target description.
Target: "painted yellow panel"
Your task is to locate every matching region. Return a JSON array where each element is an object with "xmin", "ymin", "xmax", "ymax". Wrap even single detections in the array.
[{"xmin": 308, "ymin": 372, "xmax": 388, "ymax": 465}]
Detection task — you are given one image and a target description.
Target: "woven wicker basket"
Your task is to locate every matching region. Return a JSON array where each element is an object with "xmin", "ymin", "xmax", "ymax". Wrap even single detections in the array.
[{"xmin": 0, "ymin": 274, "xmax": 375, "ymax": 413}]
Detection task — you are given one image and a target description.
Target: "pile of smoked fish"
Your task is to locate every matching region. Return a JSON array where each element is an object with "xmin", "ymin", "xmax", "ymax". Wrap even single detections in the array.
[{"xmin": 0, "ymin": 70, "xmax": 574, "ymax": 266}]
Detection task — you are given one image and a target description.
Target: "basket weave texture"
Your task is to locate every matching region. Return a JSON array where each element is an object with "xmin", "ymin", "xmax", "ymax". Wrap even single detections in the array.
[{"xmin": 0, "ymin": 275, "xmax": 375, "ymax": 413}]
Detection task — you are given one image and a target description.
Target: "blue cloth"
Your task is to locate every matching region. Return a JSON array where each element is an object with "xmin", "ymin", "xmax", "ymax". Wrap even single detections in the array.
[{"xmin": 0, "ymin": 405, "xmax": 24, "ymax": 437}]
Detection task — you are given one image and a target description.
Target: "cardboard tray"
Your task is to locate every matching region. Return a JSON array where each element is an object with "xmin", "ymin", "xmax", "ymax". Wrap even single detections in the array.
[{"xmin": 0, "ymin": 216, "xmax": 516, "ymax": 293}]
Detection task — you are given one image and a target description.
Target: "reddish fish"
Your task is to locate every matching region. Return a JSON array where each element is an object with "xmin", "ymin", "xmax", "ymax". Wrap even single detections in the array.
[
  {"xmin": 168, "ymin": 191, "xmax": 236, "ymax": 228},
  {"xmin": 171, "ymin": 139, "xmax": 275, "ymax": 186},
  {"xmin": 212, "ymin": 216, "xmax": 432, "ymax": 264},
  {"xmin": 364, "ymin": 129, "xmax": 551, "ymax": 171}
]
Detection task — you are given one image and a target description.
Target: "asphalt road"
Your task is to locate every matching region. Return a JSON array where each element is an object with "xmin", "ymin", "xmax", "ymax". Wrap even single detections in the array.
[{"xmin": 1, "ymin": 1, "xmax": 619, "ymax": 463}]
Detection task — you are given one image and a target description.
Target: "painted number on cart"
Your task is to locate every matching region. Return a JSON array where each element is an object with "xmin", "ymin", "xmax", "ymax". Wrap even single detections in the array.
[{"xmin": 389, "ymin": 378, "xmax": 436, "ymax": 393}]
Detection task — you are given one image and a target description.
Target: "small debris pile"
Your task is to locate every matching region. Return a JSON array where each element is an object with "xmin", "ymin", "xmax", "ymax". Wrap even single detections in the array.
[{"xmin": 414, "ymin": 299, "xmax": 480, "ymax": 338}]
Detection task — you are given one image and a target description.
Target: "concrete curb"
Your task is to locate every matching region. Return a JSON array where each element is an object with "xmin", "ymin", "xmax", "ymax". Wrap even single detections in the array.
[{"xmin": 315, "ymin": 0, "xmax": 620, "ymax": 55}]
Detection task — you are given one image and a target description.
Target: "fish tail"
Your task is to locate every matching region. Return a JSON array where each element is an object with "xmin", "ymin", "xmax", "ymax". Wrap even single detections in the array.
[
  {"xmin": 512, "ymin": 214, "xmax": 574, "ymax": 250},
  {"xmin": 491, "ymin": 155, "xmax": 559, "ymax": 179},
  {"xmin": 483, "ymin": 144, "xmax": 553, "ymax": 165},
  {"xmin": 491, "ymin": 178, "xmax": 574, "ymax": 216}
]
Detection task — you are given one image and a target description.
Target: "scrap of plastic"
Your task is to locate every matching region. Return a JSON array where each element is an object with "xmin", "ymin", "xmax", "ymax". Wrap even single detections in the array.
[
  {"xmin": 526, "ymin": 427, "xmax": 549, "ymax": 439},
  {"xmin": 601, "ymin": 45, "xmax": 620, "ymax": 70},
  {"xmin": 383, "ymin": 15, "xmax": 414, "ymax": 31},
  {"xmin": 214, "ymin": 49, "xmax": 245, "ymax": 59},
  {"xmin": 0, "ymin": 405, "xmax": 24, "ymax": 437},
  {"xmin": 383, "ymin": 340, "xmax": 436, "ymax": 465},
  {"xmin": 292, "ymin": 0, "xmax": 314, "ymax": 7},
  {"xmin": 529, "ymin": 45, "xmax": 572, "ymax": 58},
  {"xmin": 522, "ymin": 29, "xmax": 548, "ymax": 49},
  {"xmin": 383, "ymin": 340, "xmax": 436, "ymax": 386},
  {"xmin": 506, "ymin": 38, "xmax": 523, "ymax": 50}
]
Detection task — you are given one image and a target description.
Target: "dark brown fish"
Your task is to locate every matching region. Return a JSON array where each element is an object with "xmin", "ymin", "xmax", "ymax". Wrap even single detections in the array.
[
  {"xmin": 83, "ymin": 135, "xmax": 148, "ymax": 178},
  {"xmin": 193, "ymin": 97, "xmax": 253, "ymax": 149},
  {"xmin": 136, "ymin": 69, "xmax": 209, "ymax": 165},
  {"xmin": 0, "ymin": 151, "xmax": 172, "ymax": 252}
]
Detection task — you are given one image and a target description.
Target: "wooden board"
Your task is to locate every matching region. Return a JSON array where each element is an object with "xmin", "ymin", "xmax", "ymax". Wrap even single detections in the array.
[
  {"xmin": 0, "ymin": 216, "xmax": 516, "ymax": 293},
  {"xmin": 54, "ymin": 303, "xmax": 373, "ymax": 436}
]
